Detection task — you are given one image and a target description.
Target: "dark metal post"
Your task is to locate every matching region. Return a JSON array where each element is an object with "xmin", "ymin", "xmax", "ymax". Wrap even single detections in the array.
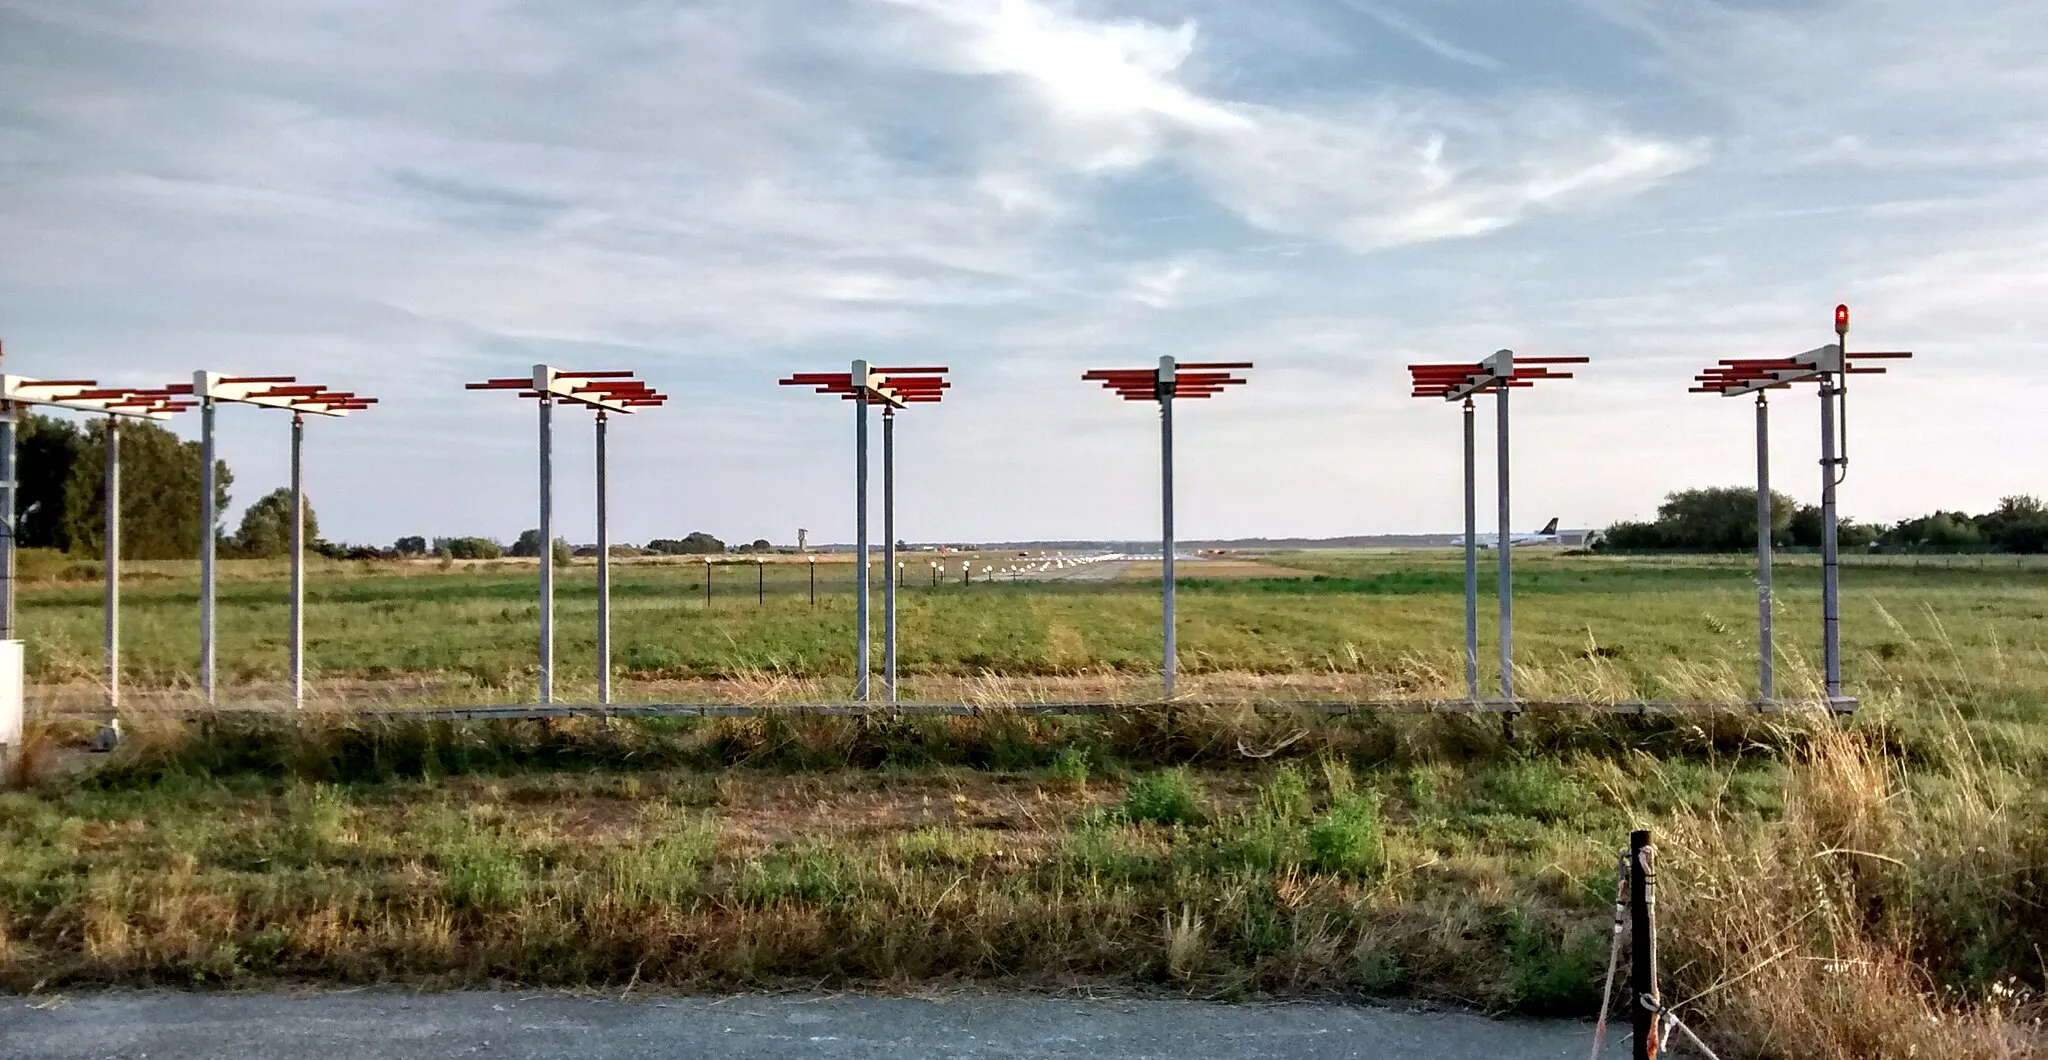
[
  {"xmin": 1462, "ymin": 397, "xmax": 1478, "ymax": 700},
  {"xmin": 199, "ymin": 394, "xmax": 217, "ymax": 703},
  {"xmin": 104, "ymin": 417, "xmax": 120, "ymax": 712},
  {"xmin": 538, "ymin": 394, "xmax": 554, "ymax": 705},
  {"xmin": 808, "ymin": 556, "xmax": 816, "ymax": 605},
  {"xmin": 703, "ymin": 558, "xmax": 711, "ymax": 607},
  {"xmin": 1756, "ymin": 393, "xmax": 1775, "ymax": 706},
  {"xmin": 595, "ymin": 411, "xmax": 611, "ymax": 705},
  {"xmin": 1819, "ymin": 373, "xmax": 1841, "ymax": 698},
  {"xmin": 1495, "ymin": 380, "xmax": 1513, "ymax": 701},
  {"xmin": 854, "ymin": 383, "xmax": 871, "ymax": 701},
  {"xmin": 289, "ymin": 413, "xmax": 305, "ymax": 708},
  {"xmin": 757, "ymin": 557, "xmax": 764, "ymax": 605},
  {"xmin": 1629, "ymin": 829, "xmax": 1660, "ymax": 1060},
  {"xmin": 1159, "ymin": 357, "xmax": 1177, "ymax": 699},
  {"xmin": 883, "ymin": 408, "xmax": 897, "ymax": 703}
]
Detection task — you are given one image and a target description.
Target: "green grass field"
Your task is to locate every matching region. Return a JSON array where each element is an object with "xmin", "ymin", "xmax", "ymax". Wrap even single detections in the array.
[
  {"xmin": 18, "ymin": 549, "xmax": 2048, "ymax": 721},
  {"xmin": 5, "ymin": 548, "xmax": 2045, "ymax": 1058}
]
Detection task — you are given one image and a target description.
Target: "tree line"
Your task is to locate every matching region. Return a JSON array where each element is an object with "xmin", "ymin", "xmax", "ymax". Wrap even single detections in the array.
[{"xmin": 1600, "ymin": 487, "xmax": 2048, "ymax": 554}]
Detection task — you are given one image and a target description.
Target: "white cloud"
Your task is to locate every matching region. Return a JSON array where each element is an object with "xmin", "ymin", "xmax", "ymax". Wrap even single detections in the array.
[{"xmin": 879, "ymin": 0, "xmax": 1704, "ymax": 250}]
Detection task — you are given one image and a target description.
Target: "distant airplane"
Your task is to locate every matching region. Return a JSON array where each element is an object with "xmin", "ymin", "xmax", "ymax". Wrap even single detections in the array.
[{"xmin": 1450, "ymin": 517, "xmax": 1562, "ymax": 549}]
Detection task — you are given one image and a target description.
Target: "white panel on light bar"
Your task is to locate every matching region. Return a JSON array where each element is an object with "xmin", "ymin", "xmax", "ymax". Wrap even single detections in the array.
[{"xmin": 0, "ymin": 375, "xmax": 181, "ymax": 420}]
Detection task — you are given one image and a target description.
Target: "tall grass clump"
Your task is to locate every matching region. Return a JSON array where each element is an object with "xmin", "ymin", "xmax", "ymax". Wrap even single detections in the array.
[{"xmin": 1658, "ymin": 717, "xmax": 2046, "ymax": 1059}]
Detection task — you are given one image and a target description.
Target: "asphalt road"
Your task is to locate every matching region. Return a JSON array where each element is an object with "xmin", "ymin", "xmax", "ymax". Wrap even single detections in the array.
[{"xmin": 1, "ymin": 992, "xmax": 1628, "ymax": 1060}]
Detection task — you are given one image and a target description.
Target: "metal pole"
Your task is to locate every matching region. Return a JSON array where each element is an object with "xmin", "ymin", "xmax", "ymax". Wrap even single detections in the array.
[
  {"xmin": 289, "ymin": 413, "xmax": 305, "ymax": 708},
  {"xmin": 104, "ymin": 417, "xmax": 120, "ymax": 713},
  {"xmin": 703, "ymin": 558, "xmax": 711, "ymax": 607},
  {"xmin": 883, "ymin": 408, "xmax": 897, "ymax": 703},
  {"xmin": 809, "ymin": 557, "xmax": 815, "ymax": 605},
  {"xmin": 1495, "ymin": 385, "xmax": 1513, "ymax": 701},
  {"xmin": 596, "ymin": 411, "xmax": 611, "ymax": 706},
  {"xmin": 757, "ymin": 558, "xmax": 764, "ymax": 605},
  {"xmin": 1462, "ymin": 398, "xmax": 1478, "ymax": 700},
  {"xmin": 0, "ymin": 401, "xmax": 14, "ymax": 643},
  {"xmin": 854, "ymin": 392, "xmax": 870, "ymax": 701},
  {"xmin": 1756, "ymin": 393, "xmax": 1775, "ymax": 706},
  {"xmin": 199, "ymin": 396, "xmax": 217, "ymax": 703},
  {"xmin": 1629, "ymin": 829, "xmax": 1660, "ymax": 1060},
  {"xmin": 538, "ymin": 396, "xmax": 554, "ymax": 705},
  {"xmin": 1819, "ymin": 374, "xmax": 1841, "ymax": 698},
  {"xmin": 1160, "ymin": 386, "xmax": 1177, "ymax": 699}
]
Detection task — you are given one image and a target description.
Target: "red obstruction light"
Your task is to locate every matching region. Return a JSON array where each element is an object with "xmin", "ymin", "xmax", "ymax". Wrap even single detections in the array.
[{"xmin": 1835, "ymin": 304, "xmax": 1850, "ymax": 335}]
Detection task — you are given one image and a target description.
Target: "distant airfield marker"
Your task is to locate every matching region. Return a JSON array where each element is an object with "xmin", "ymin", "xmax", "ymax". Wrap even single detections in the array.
[
  {"xmin": 467, "ymin": 366, "xmax": 665, "ymax": 705},
  {"xmin": 1692, "ymin": 304, "xmax": 1910, "ymax": 706},
  {"xmin": 1083, "ymin": 356, "xmax": 1251, "ymax": 699},
  {"xmin": 1410, "ymin": 350, "xmax": 1587, "ymax": 703}
]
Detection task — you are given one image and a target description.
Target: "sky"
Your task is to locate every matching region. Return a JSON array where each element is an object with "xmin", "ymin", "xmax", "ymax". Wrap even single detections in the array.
[{"xmin": 2, "ymin": 0, "xmax": 2044, "ymax": 548}]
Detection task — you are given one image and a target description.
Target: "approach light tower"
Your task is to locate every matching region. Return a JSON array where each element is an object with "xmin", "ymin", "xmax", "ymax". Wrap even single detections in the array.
[
  {"xmin": 1409, "ymin": 350, "xmax": 1587, "ymax": 702},
  {"xmin": 778, "ymin": 362, "xmax": 949, "ymax": 702},
  {"xmin": 466, "ymin": 367, "xmax": 667, "ymax": 705},
  {"xmin": 161, "ymin": 373, "xmax": 376, "ymax": 707},
  {"xmin": 1690, "ymin": 305, "xmax": 1910, "ymax": 706},
  {"xmin": 0, "ymin": 357, "xmax": 192, "ymax": 757},
  {"xmin": 1082, "ymin": 357, "xmax": 1251, "ymax": 700}
]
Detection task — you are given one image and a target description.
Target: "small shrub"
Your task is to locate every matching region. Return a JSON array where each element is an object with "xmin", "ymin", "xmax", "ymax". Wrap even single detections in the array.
[
  {"xmin": 1503, "ymin": 911, "xmax": 1606, "ymax": 1015},
  {"xmin": 1307, "ymin": 793, "xmax": 1383, "ymax": 875},
  {"xmin": 1122, "ymin": 769, "xmax": 1204, "ymax": 826},
  {"xmin": 1259, "ymin": 764, "xmax": 1310, "ymax": 823},
  {"xmin": 1474, "ymin": 760, "xmax": 1597, "ymax": 824},
  {"xmin": 283, "ymin": 783, "xmax": 346, "ymax": 863},
  {"xmin": 443, "ymin": 843, "xmax": 528, "ymax": 910},
  {"xmin": 1046, "ymin": 746, "xmax": 1090, "ymax": 788}
]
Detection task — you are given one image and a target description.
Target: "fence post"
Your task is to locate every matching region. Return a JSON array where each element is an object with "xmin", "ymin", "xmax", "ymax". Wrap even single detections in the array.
[{"xmin": 1630, "ymin": 829, "xmax": 1660, "ymax": 1060}]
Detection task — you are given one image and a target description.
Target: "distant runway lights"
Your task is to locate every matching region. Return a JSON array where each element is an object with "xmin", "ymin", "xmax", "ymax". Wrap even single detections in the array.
[
  {"xmin": 1409, "ymin": 351, "xmax": 1588, "ymax": 703},
  {"xmin": 1691, "ymin": 305, "xmax": 1910, "ymax": 706},
  {"xmin": 779, "ymin": 362, "xmax": 951, "ymax": 702},
  {"xmin": 1083, "ymin": 356, "xmax": 1252, "ymax": 699},
  {"xmin": 466, "ymin": 366, "xmax": 666, "ymax": 705},
  {"xmin": 161, "ymin": 373, "xmax": 377, "ymax": 707}
]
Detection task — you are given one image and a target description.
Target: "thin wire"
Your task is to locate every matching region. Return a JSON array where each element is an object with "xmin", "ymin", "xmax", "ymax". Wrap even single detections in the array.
[{"xmin": 1590, "ymin": 853, "xmax": 1628, "ymax": 1060}]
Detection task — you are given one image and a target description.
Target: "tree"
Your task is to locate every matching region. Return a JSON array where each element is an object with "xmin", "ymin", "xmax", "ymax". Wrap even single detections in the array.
[
  {"xmin": 1785, "ymin": 504, "xmax": 1824, "ymax": 549},
  {"xmin": 434, "ymin": 536, "xmax": 503, "ymax": 560},
  {"xmin": 1599, "ymin": 487, "xmax": 1795, "ymax": 551},
  {"xmin": 1595, "ymin": 520, "xmax": 1667, "ymax": 551},
  {"xmin": 646, "ymin": 532, "xmax": 724, "ymax": 555},
  {"xmin": 393, "ymin": 536, "xmax": 428, "ymax": 556},
  {"xmin": 230, "ymin": 488, "xmax": 319, "ymax": 558},
  {"xmin": 17, "ymin": 414, "xmax": 82, "ymax": 549},
  {"xmin": 61, "ymin": 419, "xmax": 232, "ymax": 560},
  {"xmin": 1979, "ymin": 495, "xmax": 2048, "ymax": 554},
  {"xmin": 1884, "ymin": 511, "xmax": 1983, "ymax": 553},
  {"xmin": 509, "ymin": 529, "xmax": 570, "ymax": 565}
]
